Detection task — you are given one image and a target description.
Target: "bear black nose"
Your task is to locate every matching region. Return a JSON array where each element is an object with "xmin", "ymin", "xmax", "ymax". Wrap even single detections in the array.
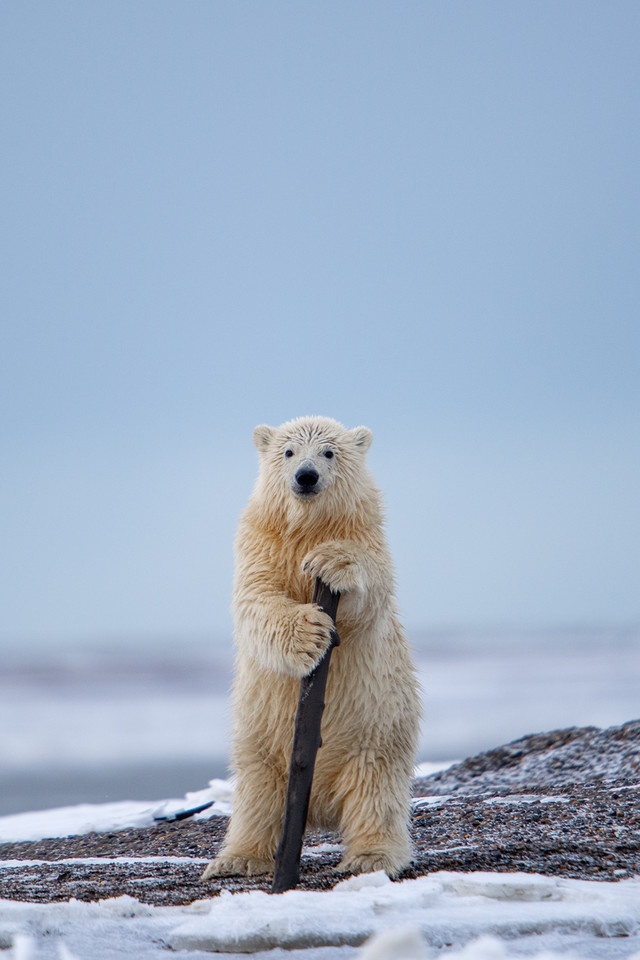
[{"xmin": 295, "ymin": 467, "xmax": 319, "ymax": 488}]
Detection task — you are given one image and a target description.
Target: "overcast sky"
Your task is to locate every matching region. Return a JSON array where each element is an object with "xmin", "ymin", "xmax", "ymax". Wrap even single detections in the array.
[{"xmin": 1, "ymin": 1, "xmax": 638, "ymax": 646}]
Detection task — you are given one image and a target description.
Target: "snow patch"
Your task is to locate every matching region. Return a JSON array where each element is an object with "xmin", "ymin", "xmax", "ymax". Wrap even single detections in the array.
[
  {"xmin": 0, "ymin": 856, "xmax": 210, "ymax": 868},
  {"xmin": 359, "ymin": 928, "xmax": 640, "ymax": 960},
  {"xmin": 0, "ymin": 778, "xmax": 233, "ymax": 843},
  {"xmin": 2, "ymin": 871, "xmax": 640, "ymax": 958},
  {"xmin": 154, "ymin": 777, "xmax": 234, "ymax": 820},
  {"xmin": 302, "ymin": 841, "xmax": 343, "ymax": 856},
  {"xmin": 169, "ymin": 871, "xmax": 640, "ymax": 953},
  {"xmin": 414, "ymin": 760, "xmax": 459, "ymax": 778},
  {"xmin": 412, "ymin": 795, "xmax": 453, "ymax": 809},
  {"xmin": 484, "ymin": 795, "xmax": 571, "ymax": 805}
]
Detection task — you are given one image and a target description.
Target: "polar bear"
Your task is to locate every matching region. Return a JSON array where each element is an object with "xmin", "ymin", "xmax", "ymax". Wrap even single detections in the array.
[{"xmin": 202, "ymin": 416, "xmax": 420, "ymax": 880}]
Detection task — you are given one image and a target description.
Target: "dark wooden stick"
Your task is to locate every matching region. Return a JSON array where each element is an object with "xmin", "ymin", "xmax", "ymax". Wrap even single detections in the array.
[{"xmin": 271, "ymin": 578, "xmax": 340, "ymax": 893}]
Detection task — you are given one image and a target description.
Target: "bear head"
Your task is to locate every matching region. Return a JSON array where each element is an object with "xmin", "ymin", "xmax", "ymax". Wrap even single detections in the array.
[{"xmin": 251, "ymin": 416, "xmax": 374, "ymax": 518}]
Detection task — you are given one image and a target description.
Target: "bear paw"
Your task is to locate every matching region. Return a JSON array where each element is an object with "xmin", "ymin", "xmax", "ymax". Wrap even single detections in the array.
[
  {"xmin": 201, "ymin": 854, "xmax": 274, "ymax": 879},
  {"xmin": 302, "ymin": 542, "xmax": 364, "ymax": 593},
  {"xmin": 285, "ymin": 603, "xmax": 334, "ymax": 676},
  {"xmin": 337, "ymin": 850, "xmax": 407, "ymax": 880}
]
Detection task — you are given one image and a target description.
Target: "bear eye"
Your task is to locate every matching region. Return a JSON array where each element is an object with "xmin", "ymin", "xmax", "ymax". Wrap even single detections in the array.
[
  {"xmin": 323, "ymin": 450, "xmax": 334, "ymax": 459},
  {"xmin": 285, "ymin": 449, "xmax": 294, "ymax": 458}
]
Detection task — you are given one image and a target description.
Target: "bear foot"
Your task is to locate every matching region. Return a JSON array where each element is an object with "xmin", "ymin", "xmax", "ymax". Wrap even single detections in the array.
[
  {"xmin": 201, "ymin": 854, "xmax": 274, "ymax": 879},
  {"xmin": 337, "ymin": 850, "xmax": 407, "ymax": 880}
]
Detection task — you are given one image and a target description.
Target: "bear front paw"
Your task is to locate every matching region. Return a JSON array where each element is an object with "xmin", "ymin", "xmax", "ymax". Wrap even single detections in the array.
[
  {"xmin": 286, "ymin": 603, "xmax": 334, "ymax": 677},
  {"xmin": 302, "ymin": 542, "xmax": 364, "ymax": 593}
]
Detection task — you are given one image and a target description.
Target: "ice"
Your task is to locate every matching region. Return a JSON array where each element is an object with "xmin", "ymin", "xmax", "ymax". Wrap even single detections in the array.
[
  {"xmin": 0, "ymin": 779, "xmax": 233, "ymax": 843},
  {"xmin": 360, "ymin": 929, "xmax": 640, "ymax": 960},
  {"xmin": 2, "ymin": 871, "xmax": 640, "ymax": 958},
  {"xmin": 169, "ymin": 871, "xmax": 640, "ymax": 954},
  {"xmin": 155, "ymin": 777, "xmax": 235, "ymax": 820},
  {"xmin": 412, "ymin": 795, "xmax": 453, "ymax": 809},
  {"xmin": 0, "ymin": 896, "xmax": 184, "ymax": 960},
  {"xmin": 414, "ymin": 761, "xmax": 459, "ymax": 778},
  {"xmin": 0, "ymin": 857, "xmax": 211, "ymax": 868},
  {"xmin": 357, "ymin": 927, "xmax": 427, "ymax": 959},
  {"xmin": 483, "ymin": 796, "xmax": 571, "ymax": 806}
]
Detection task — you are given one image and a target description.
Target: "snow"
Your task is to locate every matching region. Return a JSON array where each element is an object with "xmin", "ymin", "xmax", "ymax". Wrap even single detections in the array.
[
  {"xmin": 0, "ymin": 857, "xmax": 211, "ymax": 868},
  {"xmin": 414, "ymin": 761, "xmax": 459, "ymax": 778},
  {"xmin": 169, "ymin": 871, "xmax": 640, "ymax": 953},
  {"xmin": 483, "ymin": 796, "xmax": 571, "ymax": 806},
  {"xmin": 2, "ymin": 869, "xmax": 640, "ymax": 959},
  {"xmin": 0, "ymin": 780, "xmax": 234, "ymax": 844}
]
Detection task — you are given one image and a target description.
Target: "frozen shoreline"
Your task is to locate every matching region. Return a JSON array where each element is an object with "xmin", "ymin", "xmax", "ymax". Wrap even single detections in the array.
[
  {"xmin": 2, "ymin": 631, "xmax": 639, "ymax": 957},
  {"xmin": 1, "ymin": 722, "xmax": 639, "ymax": 958}
]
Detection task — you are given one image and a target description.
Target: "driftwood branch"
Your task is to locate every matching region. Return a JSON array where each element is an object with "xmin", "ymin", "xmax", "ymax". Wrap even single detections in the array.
[{"xmin": 271, "ymin": 578, "xmax": 340, "ymax": 893}]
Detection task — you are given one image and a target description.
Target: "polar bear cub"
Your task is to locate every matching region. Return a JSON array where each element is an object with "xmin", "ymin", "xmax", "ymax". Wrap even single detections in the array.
[{"xmin": 202, "ymin": 416, "xmax": 420, "ymax": 880}]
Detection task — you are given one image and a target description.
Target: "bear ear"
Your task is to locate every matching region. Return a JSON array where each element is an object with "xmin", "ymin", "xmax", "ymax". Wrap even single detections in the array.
[
  {"xmin": 253, "ymin": 424, "xmax": 275, "ymax": 452},
  {"xmin": 349, "ymin": 426, "xmax": 373, "ymax": 453}
]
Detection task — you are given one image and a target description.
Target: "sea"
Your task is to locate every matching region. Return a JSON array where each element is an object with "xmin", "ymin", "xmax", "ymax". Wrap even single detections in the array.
[{"xmin": 1, "ymin": 626, "xmax": 639, "ymax": 817}]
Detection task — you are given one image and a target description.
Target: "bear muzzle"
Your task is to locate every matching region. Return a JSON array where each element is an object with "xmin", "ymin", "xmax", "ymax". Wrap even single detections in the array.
[{"xmin": 292, "ymin": 462, "xmax": 321, "ymax": 497}]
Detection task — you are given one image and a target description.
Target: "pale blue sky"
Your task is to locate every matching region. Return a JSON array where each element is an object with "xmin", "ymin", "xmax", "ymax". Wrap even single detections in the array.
[{"xmin": 1, "ymin": 1, "xmax": 638, "ymax": 644}]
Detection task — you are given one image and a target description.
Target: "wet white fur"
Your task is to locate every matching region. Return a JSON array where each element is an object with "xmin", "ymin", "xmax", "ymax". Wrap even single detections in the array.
[{"xmin": 202, "ymin": 416, "xmax": 420, "ymax": 880}]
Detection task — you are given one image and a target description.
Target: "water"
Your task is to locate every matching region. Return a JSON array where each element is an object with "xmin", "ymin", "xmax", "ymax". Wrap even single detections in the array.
[
  {"xmin": 0, "ymin": 759, "xmax": 227, "ymax": 817},
  {"xmin": 413, "ymin": 625, "xmax": 640, "ymax": 759},
  {"xmin": 1, "ymin": 627, "xmax": 638, "ymax": 817},
  {"xmin": 0, "ymin": 638, "xmax": 233, "ymax": 816}
]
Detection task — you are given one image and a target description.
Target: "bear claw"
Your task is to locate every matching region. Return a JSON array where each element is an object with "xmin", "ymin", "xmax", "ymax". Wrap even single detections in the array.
[
  {"xmin": 286, "ymin": 603, "xmax": 334, "ymax": 675},
  {"xmin": 337, "ymin": 851, "xmax": 405, "ymax": 879},
  {"xmin": 301, "ymin": 544, "xmax": 364, "ymax": 593},
  {"xmin": 201, "ymin": 854, "xmax": 274, "ymax": 879}
]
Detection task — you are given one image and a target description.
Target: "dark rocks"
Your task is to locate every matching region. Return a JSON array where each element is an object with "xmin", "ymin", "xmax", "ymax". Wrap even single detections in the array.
[
  {"xmin": 407, "ymin": 778, "xmax": 640, "ymax": 883},
  {"xmin": 412, "ymin": 720, "xmax": 640, "ymax": 796}
]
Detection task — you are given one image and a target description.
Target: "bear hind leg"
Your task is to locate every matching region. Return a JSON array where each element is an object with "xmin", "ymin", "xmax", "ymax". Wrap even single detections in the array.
[
  {"xmin": 201, "ymin": 761, "xmax": 286, "ymax": 879},
  {"xmin": 335, "ymin": 751, "xmax": 412, "ymax": 880}
]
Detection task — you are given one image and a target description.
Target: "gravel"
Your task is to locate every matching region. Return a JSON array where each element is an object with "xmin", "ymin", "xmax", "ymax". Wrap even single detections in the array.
[
  {"xmin": 1, "ymin": 720, "xmax": 638, "ymax": 906},
  {"xmin": 413, "ymin": 719, "xmax": 640, "ymax": 795}
]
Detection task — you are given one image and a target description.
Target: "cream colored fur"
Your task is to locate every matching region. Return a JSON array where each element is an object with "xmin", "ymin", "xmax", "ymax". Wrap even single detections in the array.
[{"xmin": 202, "ymin": 416, "xmax": 420, "ymax": 880}]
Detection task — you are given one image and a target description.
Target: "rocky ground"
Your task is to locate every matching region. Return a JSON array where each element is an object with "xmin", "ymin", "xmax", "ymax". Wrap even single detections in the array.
[{"xmin": 1, "ymin": 721, "xmax": 638, "ymax": 906}]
